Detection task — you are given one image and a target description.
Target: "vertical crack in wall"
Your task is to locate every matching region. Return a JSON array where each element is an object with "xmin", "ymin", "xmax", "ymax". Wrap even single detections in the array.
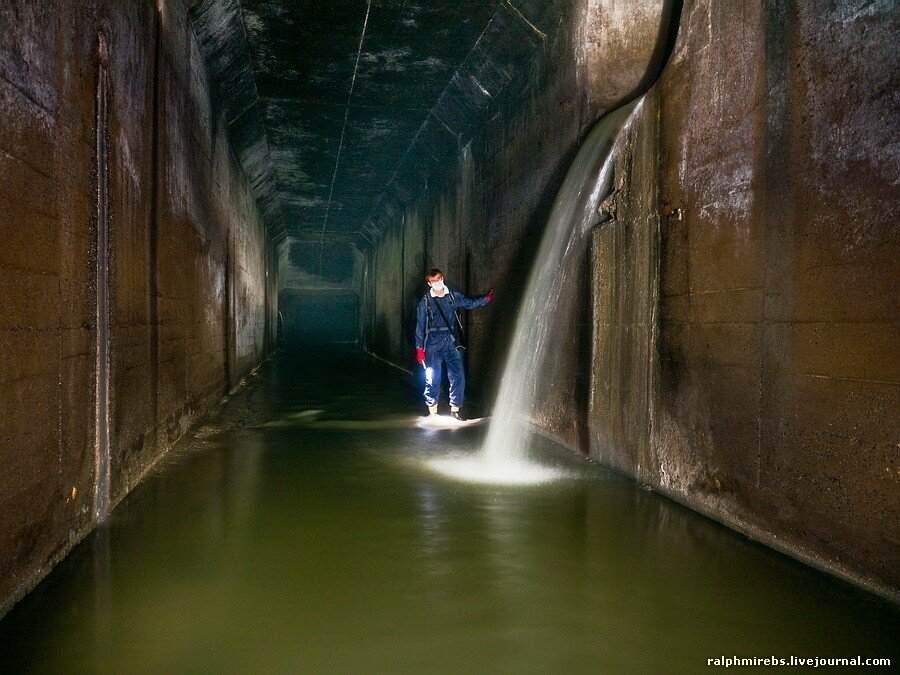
[
  {"xmin": 93, "ymin": 33, "xmax": 111, "ymax": 523},
  {"xmin": 149, "ymin": 7, "xmax": 163, "ymax": 461},
  {"xmin": 225, "ymin": 227, "xmax": 232, "ymax": 388}
]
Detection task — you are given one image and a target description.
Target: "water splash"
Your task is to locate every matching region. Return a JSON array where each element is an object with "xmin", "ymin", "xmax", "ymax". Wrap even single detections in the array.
[{"xmin": 425, "ymin": 453, "xmax": 568, "ymax": 485}]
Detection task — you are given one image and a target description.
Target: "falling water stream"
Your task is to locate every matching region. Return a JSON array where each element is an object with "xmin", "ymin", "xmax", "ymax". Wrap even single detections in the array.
[{"xmin": 428, "ymin": 98, "xmax": 642, "ymax": 485}]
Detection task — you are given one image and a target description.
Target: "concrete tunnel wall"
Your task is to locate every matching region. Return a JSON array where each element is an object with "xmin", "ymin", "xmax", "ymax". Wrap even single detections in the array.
[
  {"xmin": 0, "ymin": 0, "xmax": 277, "ymax": 615},
  {"xmin": 362, "ymin": 0, "xmax": 899, "ymax": 598},
  {"xmin": 363, "ymin": 0, "xmax": 673, "ymax": 407}
]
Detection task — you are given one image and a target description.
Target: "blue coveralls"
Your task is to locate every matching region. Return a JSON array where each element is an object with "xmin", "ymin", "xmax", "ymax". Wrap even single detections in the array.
[{"xmin": 415, "ymin": 288, "xmax": 489, "ymax": 409}]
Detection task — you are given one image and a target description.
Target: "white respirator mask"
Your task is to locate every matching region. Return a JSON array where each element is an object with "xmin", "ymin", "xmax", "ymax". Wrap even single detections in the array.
[{"xmin": 431, "ymin": 280, "xmax": 445, "ymax": 293}]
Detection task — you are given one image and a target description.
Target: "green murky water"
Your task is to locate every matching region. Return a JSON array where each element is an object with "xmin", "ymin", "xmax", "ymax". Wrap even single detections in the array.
[{"xmin": 0, "ymin": 350, "xmax": 896, "ymax": 673}]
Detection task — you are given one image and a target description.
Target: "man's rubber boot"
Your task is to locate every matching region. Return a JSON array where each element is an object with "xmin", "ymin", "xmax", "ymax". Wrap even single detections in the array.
[
  {"xmin": 450, "ymin": 408, "xmax": 464, "ymax": 421},
  {"xmin": 428, "ymin": 406, "xmax": 438, "ymax": 416}
]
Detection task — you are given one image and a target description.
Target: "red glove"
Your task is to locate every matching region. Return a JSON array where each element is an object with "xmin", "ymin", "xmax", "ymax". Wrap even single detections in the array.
[
  {"xmin": 416, "ymin": 348, "xmax": 425, "ymax": 364},
  {"xmin": 486, "ymin": 288, "xmax": 494, "ymax": 303}
]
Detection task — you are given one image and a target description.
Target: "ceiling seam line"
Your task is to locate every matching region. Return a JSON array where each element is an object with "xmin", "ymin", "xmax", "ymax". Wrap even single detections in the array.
[
  {"xmin": 358, "ymin": 0, "xmax": 506, "ymax": 247},
  {"xmin": 431, "ymin": 110, "xmax": 461, "ymax": 142},
  {"xmin": 318, "ymin": 0, "xmax": 373, "ymax": 275},
  {"xmin": 503, "ymin": 1, "xmax": 547, "ymax": 41}
]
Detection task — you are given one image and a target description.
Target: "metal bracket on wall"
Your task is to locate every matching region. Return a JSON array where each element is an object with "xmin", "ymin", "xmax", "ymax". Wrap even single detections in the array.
[{"xmin": 593, "ymin": 191, "xmax": 619, "ymax": 228}]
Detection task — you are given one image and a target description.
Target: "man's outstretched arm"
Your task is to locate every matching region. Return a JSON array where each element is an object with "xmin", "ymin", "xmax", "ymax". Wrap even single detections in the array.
[{"xmin": 451, "ymin": 288, "xmax": 494, "ymax": 310}]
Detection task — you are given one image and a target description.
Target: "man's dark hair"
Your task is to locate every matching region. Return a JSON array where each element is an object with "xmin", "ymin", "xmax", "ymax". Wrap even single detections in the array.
[{"xmin": 425, "ymin": 268, "xmax": 443, "ymax": 281}]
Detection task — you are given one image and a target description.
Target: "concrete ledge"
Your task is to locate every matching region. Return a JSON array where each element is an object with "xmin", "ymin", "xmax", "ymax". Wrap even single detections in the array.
[
  {"xmin": 529, "ymin": 421, "xmax": 900, "ymax": 606},
  {"xmin": 0, "ymin": 361, "xmax": 270, "ymax": 620}
]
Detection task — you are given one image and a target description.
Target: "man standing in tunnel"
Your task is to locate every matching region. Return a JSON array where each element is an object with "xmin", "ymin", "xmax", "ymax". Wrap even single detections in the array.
[{"xmin": 415, "ymin": 268, "xmax": 493, "ymax": 420}]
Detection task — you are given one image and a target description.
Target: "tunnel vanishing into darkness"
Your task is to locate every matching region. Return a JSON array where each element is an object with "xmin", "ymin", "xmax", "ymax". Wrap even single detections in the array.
[{"xmin": 1, "ymin": 0, "xmax": 898, "ymax": 668}]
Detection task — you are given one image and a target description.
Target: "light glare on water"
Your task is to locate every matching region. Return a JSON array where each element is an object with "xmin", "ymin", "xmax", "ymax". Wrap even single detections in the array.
[
  {"xmin": 414, "ymin": 414, "xmax": 487, "ymax": 430},
  {"xmin": 423, "ymin": 454, "xmax": 568, "ymax": 485}
]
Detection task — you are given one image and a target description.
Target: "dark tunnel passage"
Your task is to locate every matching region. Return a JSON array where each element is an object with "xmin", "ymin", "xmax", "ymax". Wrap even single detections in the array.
[{"xmin": 1, "ymin": 0, "xmax": 898, "ymax": 669}]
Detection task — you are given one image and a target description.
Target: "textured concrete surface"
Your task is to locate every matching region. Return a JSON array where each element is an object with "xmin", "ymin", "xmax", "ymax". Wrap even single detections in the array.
[
  {"xmin": 191, "ymin": 0, "xmax": 573, "ymax": 290},
  {"xmin": 2, "ymin": 0, "xmax": 896, "ymax": 615},
  {"xmin": 0, "ymin": 0, "xmax": 276, "ymax": 615},
  {"xmin": 365, "ymin": 0, "xmax": 672, "ymax": 437},
  {"xmin": 185, "ymin": 0, "xmax": 674, "ymax": 343},
  {"xmin": 592, "ymin": 0, "xmax": 899, "ymax": 597},
  {"xmin": 589, "ymin": 98, "xmax": 659, "ymax": 479},
  {"xmin": 363, "ymin": 0, "xmax": 898, "ymax": 598}
]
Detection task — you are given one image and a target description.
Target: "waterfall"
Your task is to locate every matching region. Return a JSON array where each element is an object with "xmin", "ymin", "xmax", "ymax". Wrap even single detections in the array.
[
  {"xmin": 480, "ymin": 99, "xmax": 643, "ymax": 470},
  {"xmin": 424, "ymin": 99, "xmax": 642, "ymax": 484}
]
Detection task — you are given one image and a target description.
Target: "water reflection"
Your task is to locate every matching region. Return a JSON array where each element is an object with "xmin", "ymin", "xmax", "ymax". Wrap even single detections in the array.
[
  {"xmin": 414, "ymin": 482, "xmax": 451, "ymax": 572},
  {"xmin": 0, "ymin": 350, "xmax": 896, "ymax": 672},
  {"xmin": 91, "ymin": 525, "xmax": 112, "ymax": 662}
]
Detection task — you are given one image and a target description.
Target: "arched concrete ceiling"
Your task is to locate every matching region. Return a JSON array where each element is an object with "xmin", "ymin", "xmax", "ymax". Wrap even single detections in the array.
[{"xmin": 191, "ymin": 0, "xmax": 565, "ymax": 282}]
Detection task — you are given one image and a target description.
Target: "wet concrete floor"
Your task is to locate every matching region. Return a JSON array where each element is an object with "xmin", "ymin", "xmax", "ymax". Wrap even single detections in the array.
[{"xmin": 0, "ymin": 349, "xmax": 897, "ymax": 672}]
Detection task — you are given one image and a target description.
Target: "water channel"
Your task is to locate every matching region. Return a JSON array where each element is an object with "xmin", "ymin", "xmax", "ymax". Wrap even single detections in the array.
[{"xmin": 0, "ymin": 349, "xmax": 896, "ymax": 672}]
